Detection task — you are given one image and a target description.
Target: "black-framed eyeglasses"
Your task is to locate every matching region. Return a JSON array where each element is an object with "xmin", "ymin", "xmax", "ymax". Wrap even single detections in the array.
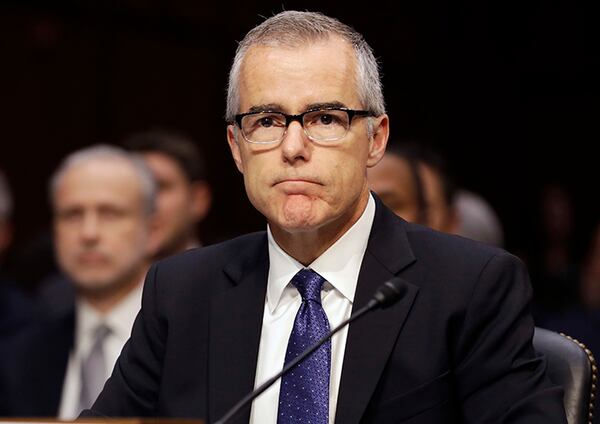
[{"xmin": 233, "ymin": 108, "xmax": 374, "ymax": 145}]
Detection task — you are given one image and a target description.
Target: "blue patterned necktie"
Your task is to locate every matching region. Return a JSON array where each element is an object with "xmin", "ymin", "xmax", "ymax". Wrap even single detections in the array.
[{"xmin": 278, "ymin": 268, "xmax": 331, "ymax": 424}]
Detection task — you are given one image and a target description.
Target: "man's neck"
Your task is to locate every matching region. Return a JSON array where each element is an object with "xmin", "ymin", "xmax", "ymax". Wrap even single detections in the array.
[
  {"xmin": 78, "ymin": 266, "xmax": 147, "ymax": 315},
  {"xmin": 270, "ymin": 192, "xmax": 370, "ymax": 266}
]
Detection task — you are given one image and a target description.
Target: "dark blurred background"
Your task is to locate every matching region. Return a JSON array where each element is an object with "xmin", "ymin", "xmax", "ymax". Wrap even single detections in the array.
[{"xmin": 0, "ymin": 0, "xmax": 597, "ymax": 284}]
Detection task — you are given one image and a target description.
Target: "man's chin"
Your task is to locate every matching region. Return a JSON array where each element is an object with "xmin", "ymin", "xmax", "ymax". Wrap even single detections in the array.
[
  {"xmin": 280, "ymin": 197, "xmax": 321, "ymax": 227},
  {"xmin": 73, "ymin": 277, "xmax": 119, "ymax": 296},
  {"xmin": 271, "ymin": 215, "xmax": 325, "ymax": 235}
]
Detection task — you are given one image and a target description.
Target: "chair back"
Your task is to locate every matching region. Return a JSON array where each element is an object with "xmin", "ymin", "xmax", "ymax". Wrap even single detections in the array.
[{"xmin": 533, "ymin": 327, "xmax": 597, "ymax": 424}]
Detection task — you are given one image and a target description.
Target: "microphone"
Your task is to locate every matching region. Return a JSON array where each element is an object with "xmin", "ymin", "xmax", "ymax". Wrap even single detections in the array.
[{"xmin": 213, "ymin": 277, "xmax": 408, "ymax": 424}]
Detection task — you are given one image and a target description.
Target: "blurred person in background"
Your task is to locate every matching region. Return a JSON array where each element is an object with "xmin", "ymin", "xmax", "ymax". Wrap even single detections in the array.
[
  {"xmin": 542, "ymin": 218, "xmax": 600, "ymax": 352},
  {"xmin": 453, "ymin": 189, "xmax": 504, "ymax": 247},
  {"xmin": 578, "ymin": 222, "xmax": 600, "ymax": 312},
  {"xmin": 0, "ymin": 169, "xmax": 35, "ymax": 356},
  {"xmin": 368, "ymin": 142, "xmax": 505, "ymax": 247},
  {"xmin": 540, "ymin": 218, "xmax": 600, "ymax": 423},
  {"xmin": 366, "ymin": 144, "xmax": 424, "ymax": 224},
  {"xmin": 367, "ymin": 141, "xmax": 458, "ymax": 234},
  {"xmin": 0, "ymin": 170, "xmax": 13, "ymax": 269},
  {"xmin": 530, "ymin": 183, "xmax": 580, "ymax": 322},
  {"xmin": 123, "ymin": 130, "xmax": 211, "ymax": 260},
  {"xmin": 0, "ymin": 146, "xmax": 156, "ymax": 418}
]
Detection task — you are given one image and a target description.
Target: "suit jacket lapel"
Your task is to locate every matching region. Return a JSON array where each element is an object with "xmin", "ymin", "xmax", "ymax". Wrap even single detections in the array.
[
  {"xmin": 335, "ymin": 198, "xmax": 419, "ymax": 424},
  {"xmin": 208, "ymin": 235, "xmax": 269, "ymax": 424}
]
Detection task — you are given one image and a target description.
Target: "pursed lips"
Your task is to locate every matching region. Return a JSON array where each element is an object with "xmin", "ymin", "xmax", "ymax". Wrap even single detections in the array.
[
  {"xmin": 77, "ymin": 251, "xmax": 109, "ymax": 264},
  {"xmin": 272, "ymin": 178, "xmax": 323, "ymax": 187},
  {"xmin": 272, "ymin": 178, "xmax": 325, "ymax": 196}
]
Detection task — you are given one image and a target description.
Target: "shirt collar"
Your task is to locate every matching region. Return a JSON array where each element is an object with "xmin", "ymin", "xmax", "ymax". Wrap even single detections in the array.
[
  {"xmin": 75, "ymin": 281, "xmax": 144, "ymax": 348},
  {"xmin": 267, "ymin": 194, "xmax": 376, "ymax": 313}
]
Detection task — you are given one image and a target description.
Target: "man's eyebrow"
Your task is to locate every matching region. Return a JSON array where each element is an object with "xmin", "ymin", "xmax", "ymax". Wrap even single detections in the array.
[
  {"xmin": 247, "ymin": 104, "xmax": 283, "ymax": 113},
  {"xmin": 245, "ymin": 101, "xmax": 349, "ymax": 114},
  {"xmin": 305, "ymin": 101, "xmax": 347, "ymax": 111}
]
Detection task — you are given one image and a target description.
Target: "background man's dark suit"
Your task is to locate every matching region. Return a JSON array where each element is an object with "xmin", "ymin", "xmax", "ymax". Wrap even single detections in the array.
[
  {"xmin": 0, "ymin": 282, "xmax": 35, "ymax": 347},
  {"xmin": 85, "ymin": 198, "xmax": 565, "ymax": 423},
  {"xmin": 0, "ymin": 282, "xmax": 37, "ymax": 387},
  {"xmin": 0, "ymin": 300, "xmax": 74, "ymax": 416}
]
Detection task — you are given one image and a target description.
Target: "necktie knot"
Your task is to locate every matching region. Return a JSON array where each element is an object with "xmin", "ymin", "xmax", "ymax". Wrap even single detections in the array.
[
  {"xmin": 291, "ymin": 268, "xmax": 326, "ymax": 303},
  {"xmin": 92, "ymin": 323, "xmax": 111, "ymax": 344}
]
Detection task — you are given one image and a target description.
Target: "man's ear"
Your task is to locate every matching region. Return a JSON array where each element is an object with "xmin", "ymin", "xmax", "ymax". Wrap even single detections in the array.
[
  {"xmin": 190, "ymin": 181, "xmax": 212, "ymax": 222},
  {"xmin": 227, "ymin": 125, "xmax": 244, "ymax": 174},
  {"xmin": 366, "ymin": 114, "xmax": 389, "ymax": 168},
  {"xmin": 145, "ymin": 213, "xmax": 161, "ymax": 259}
]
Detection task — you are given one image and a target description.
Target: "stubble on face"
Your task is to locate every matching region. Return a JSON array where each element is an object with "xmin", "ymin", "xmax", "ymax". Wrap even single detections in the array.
[{"xmin": 281, "ymin": 193, "xmax": 320, "ymax": 229}]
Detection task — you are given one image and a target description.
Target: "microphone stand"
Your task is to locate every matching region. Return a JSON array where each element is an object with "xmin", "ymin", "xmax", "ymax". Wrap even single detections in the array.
[
  {"xmin": 213, "ymin": 300, "xmax": 377, "ymax": 424},
  {"xmin": 213, "ymin": 277, "xmax": 407, "ymax": 424}
]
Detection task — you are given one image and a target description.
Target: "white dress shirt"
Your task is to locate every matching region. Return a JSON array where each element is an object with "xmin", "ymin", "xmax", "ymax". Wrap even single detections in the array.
[
  {"xmin": 58, "ymin": 282, "xmax": 143, "ymax": 419},
  {"xmin": 250, "ymin": 194, "xmax": 376, "ymax": 424}
]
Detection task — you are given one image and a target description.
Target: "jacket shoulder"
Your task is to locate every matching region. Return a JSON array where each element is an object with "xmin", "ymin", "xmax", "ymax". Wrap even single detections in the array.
[
  {"xmin": 404, "ymin": 220, "xmax": 514, "ymax": 272},
  {"xmin": 148, "ymin": 231, "xmax": 267, "ymax": 288}
]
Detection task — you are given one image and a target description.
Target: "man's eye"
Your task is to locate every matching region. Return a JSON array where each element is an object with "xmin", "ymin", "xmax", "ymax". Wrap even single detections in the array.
[
  {"xmin": 59, "ymin": 209, "xmax": 83, "ymax": 221},
  {"xmin": 99, "ymin": 206, "xmax": 127, "ymax": 220},
  {"xmin": 310, "ymin": 112, "xmax": 343, "ymax": 126},
  {"xmin": 258, "ymin": 117, "xmax": 274, "ymax": 127},
  {"xmin": 319, "ymin": 114, "xmax": 334, "ymax": 125}
]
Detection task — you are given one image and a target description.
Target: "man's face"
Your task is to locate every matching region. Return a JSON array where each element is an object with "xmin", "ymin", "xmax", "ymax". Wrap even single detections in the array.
[
  {"xmin": 0, "ymin": 218, "xmax": 12, "ymax": 260},
  {"xmin": 142, "ymin": 152, "xmax": 210, "ymax": 257},
  {"xmin": 419, "ymin": 163, "xmax": 455, "ymax": 233},
  {"xmin": 53, "ymin": 160, "xmax": 151, "ymax": 295},
  {"xmin": 227, "ymin": 36, "xmax": 388, "ymax": 238},
  {"xmin": 367, "ymin": 154, "xmax": 421, "ymax": 222}
]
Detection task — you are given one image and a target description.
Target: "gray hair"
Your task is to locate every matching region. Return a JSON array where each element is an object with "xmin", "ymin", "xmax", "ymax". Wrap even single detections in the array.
[
  {"xmin": 225, "ymin": 11, "xmax": 386, "ymax": 123},
  {"xmin": 0, "ymin": 169, "xmax": 12, "ymax": 219},
  {"xmin": 50, "ymin": 145, "xmax": 157, "ymax": 215}
]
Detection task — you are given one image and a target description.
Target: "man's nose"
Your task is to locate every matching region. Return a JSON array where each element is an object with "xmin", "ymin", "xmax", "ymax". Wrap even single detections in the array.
[
  {"xmin": 280, "ymin": 121, "xmax": 311, "ymax": 163},
  {"xmin": 80, "ymin": 213, "xmax": 100, "ymax": 243}
]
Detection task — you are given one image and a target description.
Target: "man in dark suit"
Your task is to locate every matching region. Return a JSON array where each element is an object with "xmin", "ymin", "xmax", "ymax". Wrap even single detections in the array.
[
  {"xmin": 84, "ymin": 11, "xmax": 566, "ymax": 423},
  {"xmin": 0, "ymin": 146, "xmax": 156, "ymax": 418}
]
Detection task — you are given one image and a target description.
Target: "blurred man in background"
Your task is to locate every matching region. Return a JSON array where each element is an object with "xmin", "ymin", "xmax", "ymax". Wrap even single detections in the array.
[
  {"xmin": 367, "ymin": 142, "xmax": 457, "ymax": 233},
  {"xmin": 0, "ymin": 169, "xmax": 34, "ymax": 359},
  {"xmin": 0, "ymin": 170, "xmax": 13, "ymax": 266},
  {"xmin": 368, "ymin": 142, "xmax": 504, "ymax": 247},
  {"xmin": 0, "ymin": 146, "xmax": 156, "ymax": 418},
  {"xmin": 123, "ymin": 130, "xmax": 211, "ymax": 260},
  {"xmin": 453, "ymin": 189, "xmax": 504, "ymax": 247},
  {"xmin": 366, "ymin": 145, "xmax": 424, "ymax": 223}
]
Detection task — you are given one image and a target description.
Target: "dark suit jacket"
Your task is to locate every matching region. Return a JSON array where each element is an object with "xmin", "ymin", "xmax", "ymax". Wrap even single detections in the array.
[
  {"xmin": 0, "ymin": 301, "xmax": 74, "ymax": 416},
  {"xmin": 85, "ymin": 199, "xmax": 566, "ymax": 423},
  {"xmin": 0, "ymin": 281, "xmax": 35, "ymax": 343},
  {"xmin": 0, "ymin": 281, "xmax": 37, "ymax": 398}
]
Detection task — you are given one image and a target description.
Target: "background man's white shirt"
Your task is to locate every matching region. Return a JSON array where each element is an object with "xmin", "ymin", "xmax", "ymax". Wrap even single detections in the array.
[{"xmin": 58, "ymin": 282, "xmax": 143, "ymax": 419}]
